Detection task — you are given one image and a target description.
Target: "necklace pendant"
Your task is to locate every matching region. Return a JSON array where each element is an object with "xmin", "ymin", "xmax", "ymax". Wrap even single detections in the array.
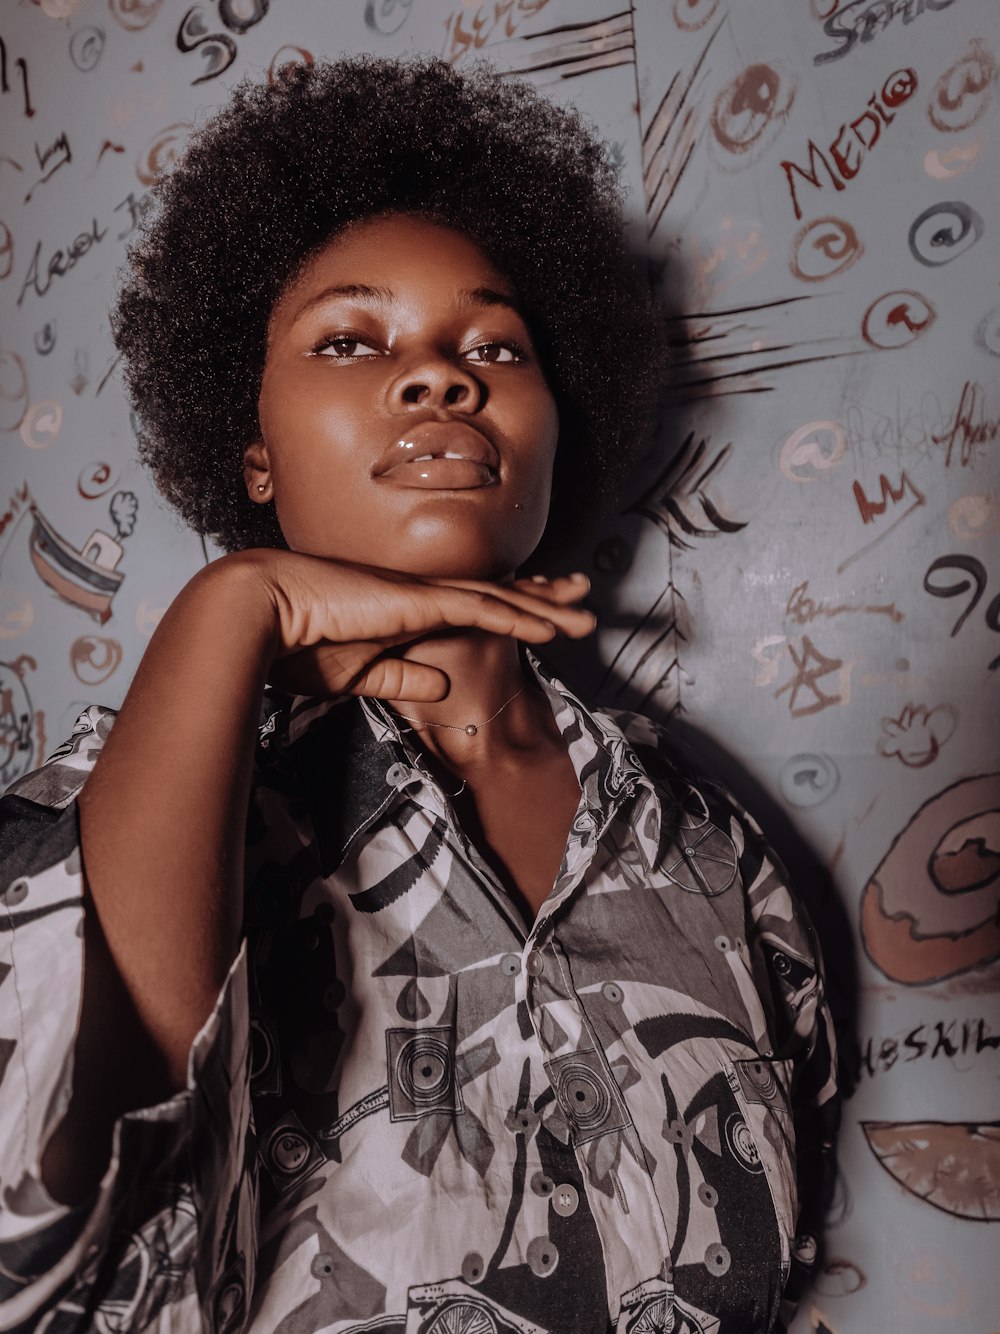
[{"xmin": 464, "ymin": 724, "xmax": 478, "ymax": 736}]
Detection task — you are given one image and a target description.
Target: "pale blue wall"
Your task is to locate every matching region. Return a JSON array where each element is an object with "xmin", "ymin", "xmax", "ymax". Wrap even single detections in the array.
[{"xmin": 1, "ymin": 2, "xmax": 997, "ymax": 1329}]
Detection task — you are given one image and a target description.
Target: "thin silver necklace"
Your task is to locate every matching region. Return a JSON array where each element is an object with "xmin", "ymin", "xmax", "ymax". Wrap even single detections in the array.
[{"xmin": 392, "ymin": 681, "xmax": 528, "ymax": 738}]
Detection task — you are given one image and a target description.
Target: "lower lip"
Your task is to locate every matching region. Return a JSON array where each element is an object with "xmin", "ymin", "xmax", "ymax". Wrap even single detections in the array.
[{"xmin": 376, "ymin": 458, "xmax": 498, "ymax": 490}]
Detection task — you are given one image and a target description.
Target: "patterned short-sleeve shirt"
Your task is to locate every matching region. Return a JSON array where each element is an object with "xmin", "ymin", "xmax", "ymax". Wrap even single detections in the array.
[{"xmin": 0, "ymin": 656, "xmax": 838, "ymax": 1333}]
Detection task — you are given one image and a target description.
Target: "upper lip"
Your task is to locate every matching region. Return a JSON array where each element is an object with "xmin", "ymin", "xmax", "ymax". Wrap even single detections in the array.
[{"xmin": 372, "ymin": 416, "xmax": 500, "ymax": 478}]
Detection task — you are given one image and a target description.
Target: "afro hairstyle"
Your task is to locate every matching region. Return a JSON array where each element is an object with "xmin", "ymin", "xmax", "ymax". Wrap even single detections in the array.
[{"xmin": 112, "ymin": 54, "xmax": 668, "ymax": 559}]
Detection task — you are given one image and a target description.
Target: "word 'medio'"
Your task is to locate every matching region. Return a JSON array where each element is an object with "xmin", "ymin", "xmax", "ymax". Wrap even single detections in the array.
[{"xmin": 780, "ymin": 68, "xmax": 917, "ymax": 221}]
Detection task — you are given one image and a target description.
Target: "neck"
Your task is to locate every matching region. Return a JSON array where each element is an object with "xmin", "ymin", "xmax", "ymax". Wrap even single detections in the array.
[{"xmin": 390, "ymin": 629, "xmax": 557, "ymax": 765}]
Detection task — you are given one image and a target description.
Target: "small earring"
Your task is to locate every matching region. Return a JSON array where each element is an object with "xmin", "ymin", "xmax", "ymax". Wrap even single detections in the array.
[{"xmin": 256, "ymin": 484, "xmax": 267, "ymax": 494}]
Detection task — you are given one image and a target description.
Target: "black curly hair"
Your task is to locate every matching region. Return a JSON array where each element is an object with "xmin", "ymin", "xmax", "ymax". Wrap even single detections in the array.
[{"xmin": 113, "ymin": 55, "xmax": 668, "ymax": 558}]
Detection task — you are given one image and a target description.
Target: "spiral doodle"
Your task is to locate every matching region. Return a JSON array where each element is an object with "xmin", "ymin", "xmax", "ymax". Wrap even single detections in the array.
[
  {"xmin": 908, "ymin": 201, "xmax": 983, "ymax": 268},
  {"xmin": 672, "ymin": 0, "xmax": 721, "ymax": 31},
  {"xmin": 19, "ymin": 400, "xmax": 63, "ymax": 450},
  {"xmin": 861, "ymin": 291, "xmax": 935, "ymax": 350},
  {"xmin": 778, "ymin": 420, "xmax": 847, "ymax": 482},
  {"xmin": 790, "ymin": 216, "xmax": 863, "ymax": 282},
  {"xmin": 70, "ymin": 635, "xmax": 123, "ymax": 687},
  {"xmin": 711, "ymin": 63, "xmax": 796, "ymax": 157},
  {"xmin": 268, "ymin": 46, "xmax": 314, "ymax": 84},
  {"xmin": 69, "ymin": 25, "xmax": 105, "ymax": 72},
  {"xmin": 136, "ymin": 123, "xmax": 190, "ymax": 187},
  {"xmin": 929, "ymin": 40, "xmax": 998, "ymax": 132}
]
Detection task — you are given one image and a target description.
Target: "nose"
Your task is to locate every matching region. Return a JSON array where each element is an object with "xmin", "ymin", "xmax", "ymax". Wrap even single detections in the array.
[{"xmin": 388, "ymin": 355, "xmax": 484, "ymax": 413}]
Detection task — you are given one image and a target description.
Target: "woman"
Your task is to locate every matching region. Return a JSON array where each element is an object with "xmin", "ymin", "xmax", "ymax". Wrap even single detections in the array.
[{"xmin": 0, "ymin": 57, "xmax": 838, "ymax": 1334}]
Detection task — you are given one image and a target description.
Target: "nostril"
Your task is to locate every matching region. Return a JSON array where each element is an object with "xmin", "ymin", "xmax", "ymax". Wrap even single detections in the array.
[
  {"xmin": 444, "ymin": 383, "xmax": 469, "ymax": 406},
  {"xmin": 402, "ymin": 382, "xmax": 428, "ymax": 404}
]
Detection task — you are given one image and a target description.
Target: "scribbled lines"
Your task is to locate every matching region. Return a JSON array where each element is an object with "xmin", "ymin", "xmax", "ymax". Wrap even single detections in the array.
[
  {"xmin": 641, "ymin": 18, "xmax": 725, "ymax": 237},
  {"xmin": 487, "ymin": 10, "xmax": 636, "ymax": 85}
]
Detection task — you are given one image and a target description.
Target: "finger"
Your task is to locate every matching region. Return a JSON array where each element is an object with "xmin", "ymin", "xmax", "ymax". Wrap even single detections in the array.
[
  {"xmin": 348, "ymin": 655, "xmax": 451, "ymax": 703},
  {"xmin": 511, "ymin": 572, "xmax": 591, "ymax": 605},
  {"xmin": 428, "ymin": 579, "xmax": 596, "ymax": 638}
]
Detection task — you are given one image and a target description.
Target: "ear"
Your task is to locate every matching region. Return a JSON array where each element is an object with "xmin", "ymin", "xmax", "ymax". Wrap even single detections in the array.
[{"xmin": 243, "ymin": 441, "xmax": 273, "ymax": 504}]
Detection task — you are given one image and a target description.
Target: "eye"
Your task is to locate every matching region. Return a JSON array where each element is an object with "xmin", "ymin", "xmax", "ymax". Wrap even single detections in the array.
[
  {"xmin": 464, "ymin": 342, "xmax": 524, "ymax": 364},
  {"xmin": 314, "ymin": 336, "xmax": 381, "ymax": 358}
]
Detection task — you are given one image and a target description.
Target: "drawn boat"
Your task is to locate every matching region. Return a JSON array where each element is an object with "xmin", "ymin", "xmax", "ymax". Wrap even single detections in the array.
[{"xmin": 29, "ymin": 504, "xmax": 123, "ymax": 624}]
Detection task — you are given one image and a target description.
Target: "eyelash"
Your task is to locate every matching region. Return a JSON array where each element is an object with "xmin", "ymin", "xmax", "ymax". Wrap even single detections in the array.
[{"xmin": 312, "ymin": 336, "xmax": 527, "ymax": 364}]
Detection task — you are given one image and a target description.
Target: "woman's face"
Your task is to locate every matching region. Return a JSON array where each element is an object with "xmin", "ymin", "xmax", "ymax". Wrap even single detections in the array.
[{"xmin": 247, "ymin": 213, "xmax": 560, "ymax": 579}]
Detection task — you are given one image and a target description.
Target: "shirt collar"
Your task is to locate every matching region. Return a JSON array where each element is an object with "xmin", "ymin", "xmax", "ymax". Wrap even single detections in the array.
[{"xmin": 259, "ymin": 653, "xmax": 661, "ymax": 877}]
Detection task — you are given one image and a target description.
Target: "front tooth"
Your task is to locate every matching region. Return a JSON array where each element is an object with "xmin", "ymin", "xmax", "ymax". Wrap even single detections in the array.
[
  {"xmin": 412, "ymin": 454, "xmax": 434, "ymax": 463},
  {"xmin": 443, "ymin": 451, "xmax": 465, "ymax": 460}
]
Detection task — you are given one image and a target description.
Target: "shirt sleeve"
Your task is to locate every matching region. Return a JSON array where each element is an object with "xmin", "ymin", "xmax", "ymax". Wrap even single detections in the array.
[{"xmin": 0, "ymin": 707, "xmax": 258, "ymax": 1332}]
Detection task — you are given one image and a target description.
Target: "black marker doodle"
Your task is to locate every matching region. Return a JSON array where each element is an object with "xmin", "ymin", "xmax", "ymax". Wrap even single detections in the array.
[
  {"xmin": 0, "ymin": 220, "xmax": 12, "ymax": 282},
  {"xmin": 365, "ymin": 0, "xmax": 414, "ymax": 35},
  {"xmin": 923, "ymin": 554, "xmax": 1000, "ymax": 669},
  {"xmin": 627, "ymin": 432, "xmax": 746, "ymax": 549},
  {"xmin": 813, "ymin": 0, "xmax": 956, "ymax": 67},
  {"xmin": 176, "ymin": 1, "xmax": 270, "ymax": 84},
  {"xmin": 0, "ymin": 35, "xmax": 35, "ymax": 119},
  {"xmin": 16, "ymin": 217, "xmax": 106, "ymax": 307},
  {"xmin": 33, "ymin": 321, "xmax": 56, "ymax": 356},
  {"xmin": 69, "ymin": 25, "xmax": 105, "ymax": 73},
  {"xmin": 908, "ymin": 200, "xmax": 983, "ymax": 267},
  {"xmin": 23, "ymin": 131, "xmax": 71, "ymax": 205}
]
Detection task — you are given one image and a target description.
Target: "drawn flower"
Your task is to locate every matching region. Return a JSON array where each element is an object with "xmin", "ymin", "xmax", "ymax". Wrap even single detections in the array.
[{"xmin": 877, "ymin": 703, "xmax": 958, "ymax": 767}]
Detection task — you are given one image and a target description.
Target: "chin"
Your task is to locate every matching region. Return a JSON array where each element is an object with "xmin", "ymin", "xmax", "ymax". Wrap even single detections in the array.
[{"xmin": 371, "ymin": 509, "xmax": 545, "ymax": 581}]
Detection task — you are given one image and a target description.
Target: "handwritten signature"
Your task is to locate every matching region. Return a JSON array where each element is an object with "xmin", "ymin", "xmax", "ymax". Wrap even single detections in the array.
[{"xmin": 786, "ymin": 579, "xmax": 903, "ymax": 625}]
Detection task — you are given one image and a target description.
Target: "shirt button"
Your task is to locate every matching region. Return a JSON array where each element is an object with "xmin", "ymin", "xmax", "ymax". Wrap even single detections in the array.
[
  {"xmin": 551, "ymin": 1183, "xmax": 579, "ymax": 1217},
  {"xmin": 526, "ymin": 1236, "xmax": 559, "ymax": 1277},
  {"xmin": 602, "ymin": 982, "xmax": 624, "ymax": 1004},
  {"xmin": 714, "ymin": 934, "xmax": 731, "ymax": 953},
  {"xmin": 525, "ymin": 950, "xmax": 544, "ymax": 977},
  {"xmin": 705, "ymin": 1242, "xmax": 731, "ymax": 1276},
  {"xmin": 500, "ymin": 953, "xmax": 520, "ymax": 977},
  {"xmin": 386, "ymin": 763, "xmax": 411, "ymax": 788},
  {"xmin": 461, "ymin": 1251, "xmax": 485, "ymax": 1284}
]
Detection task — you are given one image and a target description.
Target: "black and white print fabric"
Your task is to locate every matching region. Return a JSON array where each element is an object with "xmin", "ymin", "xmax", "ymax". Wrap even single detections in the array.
[{"xmin": 0, "ymin": 658, "xmax": 839, "ymax": 1333}]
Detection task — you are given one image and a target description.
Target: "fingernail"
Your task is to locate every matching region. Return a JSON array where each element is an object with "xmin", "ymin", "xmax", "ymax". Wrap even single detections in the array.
[
  {"xmin": 570, "ymin": 571, "xmax": 589, "ymax": 582},
  {"xmin": 530, "ymin": 575, "xmax": 548, "ymax": 583}
]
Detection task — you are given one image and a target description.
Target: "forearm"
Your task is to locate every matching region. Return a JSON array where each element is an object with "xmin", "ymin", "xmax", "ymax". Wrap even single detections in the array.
[
  {"xmin": 77, "ymin": 552, "xmax": 276, "ymax": 1079},
  {"xmin": 39, "ymin": 557, "xmax": 275, "ymax": 1203}
]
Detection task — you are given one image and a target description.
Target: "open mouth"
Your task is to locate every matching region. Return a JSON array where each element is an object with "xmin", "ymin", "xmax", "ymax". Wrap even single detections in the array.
[{"xmin": 374, "ymin": 422, "xmax": 500, "ymax": 491}]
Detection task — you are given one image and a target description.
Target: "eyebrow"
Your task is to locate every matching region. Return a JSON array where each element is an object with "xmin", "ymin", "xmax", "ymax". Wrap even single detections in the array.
[{"xmin": 292, "ymin": 283, "xmax": 522, "ymax": 320}]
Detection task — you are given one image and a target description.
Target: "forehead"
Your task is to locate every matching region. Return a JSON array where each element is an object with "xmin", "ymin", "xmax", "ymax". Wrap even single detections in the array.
[{"xmin": 273, "ymin": 213, "xmax": 517, "ymax": 323}]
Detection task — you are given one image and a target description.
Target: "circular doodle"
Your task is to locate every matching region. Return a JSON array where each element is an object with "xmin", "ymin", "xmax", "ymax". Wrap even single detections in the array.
[
  {"xmin": 672, "ymin": 0, "xmax": 720, "ymax": 31},
  {"xmin": 711, "ymin": 64, "xmax": 795, "ymax": 158},
  {"xmin": 779, "ymin": 752, "xmax": 840, "ymax": 807},
  {"xmin": 779, "ymin": 420, "xmax": 847, "ymax": 483},
  {"xmin": 929, "ymin": 40, "xmax": 997, "ymax": 132},
  {"xmin": 861, "ymin": 291, "xmax": 935, "ymax": 349},
  {"xmin": 816, "ymin": 1258, "xmax": 866, "ymax": 1298},
  {"xmin": 881, "ymin": 67, "xmax": 918, "ymax": 108},
  {"xmin": 78, "ymin": 461, "xmax": 117, "ymax": 500},
  {"xmin": 108, "ymin": 0, "xmax": 164, "ymax": 31},
  {"xmin": 0, "ymin": 345, "xmax": 30, "ymax": 432},
  {"xmin": 592, "ymin": 534, "xmax": 632, "ymax": 576},
  {"xmin": 908, "ymin": 200, "xmax": 983, "ymax": 267},
  {"xmin": 218, "ymin": 0, "xmax": 269, "ymax": 34},
  {"xmin": 790, "ymin": 216, "xmax": 863, "ymax": 283},
  {"xmin": 364, "ymin": 0, "xmax": 413, "ymax": 35},
  {"xmin": 136, "ymin": 123, "xmax": 190, "ymax": 187},
  {"xmin": 948, "ymin": 495, "xmax": 998, "ymax": 540},
  {"xmin": 975, "ymin": 305, "xmax": 1000, "ymax": 357},
  {"xmin": 19, "ymin": 400, "xmax": 63, "ymax": 450},
  {"xmin": 861, "ymin": 773, "xmax": 1000, "ymax": 984},
  {"xmin": 70, "ymin": 635, "xmax": 123, "ymax": 687},
  {"xmin": 724, "ymin": 1112, "xmax": 763, "ymax": 1173},
  {"xmin": 69, "ymin": 25, "xmax": 105, "ymax": 72},
  {"xmin": 268, "ymin": 45, "xmax": 313, "ymax": 83}
]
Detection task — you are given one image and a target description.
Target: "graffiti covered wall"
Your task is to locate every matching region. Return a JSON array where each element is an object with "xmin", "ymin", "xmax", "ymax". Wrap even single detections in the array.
[{"xmin": 1, "ymin": 1, "xmax": 997, "ymax": 1330}]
